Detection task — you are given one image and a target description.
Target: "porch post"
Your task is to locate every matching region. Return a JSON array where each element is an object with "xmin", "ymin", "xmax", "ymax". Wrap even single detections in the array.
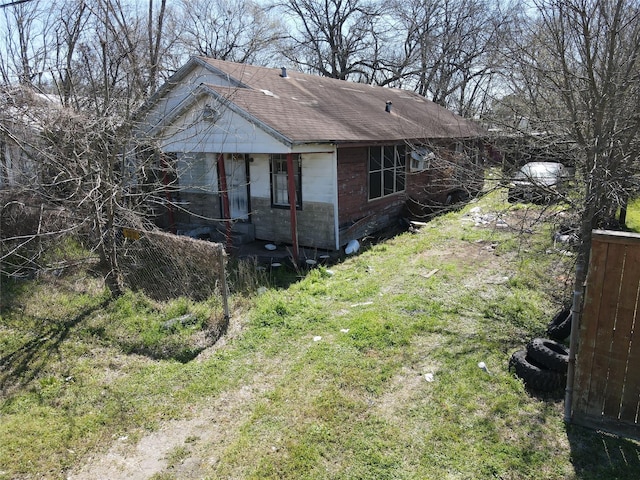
[
  {"xmin": 287, "ymin": 152, "xmax": 299, "ymax": 263},
  {"xmin": 217, "ymin": 153, "xmax": 233, "ymax": 250}
]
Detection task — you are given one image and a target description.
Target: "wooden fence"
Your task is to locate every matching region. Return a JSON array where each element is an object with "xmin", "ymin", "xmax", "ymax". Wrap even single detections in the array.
[{"xmin": 571, "ymin": 230, "xmax": 640, "ymax": 440}]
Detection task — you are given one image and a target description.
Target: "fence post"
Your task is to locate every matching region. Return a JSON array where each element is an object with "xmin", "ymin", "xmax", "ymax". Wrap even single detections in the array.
[
  {"xmin": 564, "ymin": 261, "xmax": 585, "ymax": 423},
  {"xmin": 218, "ymin": 244, "xmax": 230, "ymax": 329}
]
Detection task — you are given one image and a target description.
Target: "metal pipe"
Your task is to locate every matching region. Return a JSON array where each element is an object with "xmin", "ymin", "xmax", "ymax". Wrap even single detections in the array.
[{"xmin": 287, "ymin": 152, "xmax": 299, "ymax": 264}]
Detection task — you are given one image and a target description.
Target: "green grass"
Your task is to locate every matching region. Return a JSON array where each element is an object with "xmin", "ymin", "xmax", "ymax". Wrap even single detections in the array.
[
  {"xmin": 625, "ymin": 198, "xmax": 640, "ymax": 232},
  {"xmin": 1, "ymin": 190, "xmax": 639, "ymax": 479}
]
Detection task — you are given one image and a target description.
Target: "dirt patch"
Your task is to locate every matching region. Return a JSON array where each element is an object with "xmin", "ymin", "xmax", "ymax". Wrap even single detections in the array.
[
  {"xmin": 67, "ymin": 305, "xmax": 259, "ymax": 479},
  {"xmin": 68, "ymin": 385, "xmax": 257, "ymax": 480},
  {"xmin": 67, "ymin": 303, "xmax": 288, "ymax": 480},
  {"xmin": 373, "ymin": 334, "xmax": 444, "ymax": 421}
]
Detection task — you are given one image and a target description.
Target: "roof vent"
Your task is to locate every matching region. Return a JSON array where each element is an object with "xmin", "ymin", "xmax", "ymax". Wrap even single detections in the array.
[
  {"xmin": 385, "ymin": 101, "xmax": 392, "ymax": 113},
  {"xmin": 280, "ymin": 67, "xmax": 288, "ymax": 78},
  {"xmin": 202, "ymin": 104, "xmax": 221, "ymax": 122}
]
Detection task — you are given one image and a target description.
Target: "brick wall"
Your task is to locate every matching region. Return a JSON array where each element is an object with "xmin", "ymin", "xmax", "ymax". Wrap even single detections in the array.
[
  {"xmin": 336, "ymin": 146, "xmax": 405, "ymax": 229},
  {"xmin": 252, "ymin": 197, "xmax": 335, "ymax": 250},
  {"xmin": 173, "ymin": 192, "xmax": 222, "ymax": 227}
]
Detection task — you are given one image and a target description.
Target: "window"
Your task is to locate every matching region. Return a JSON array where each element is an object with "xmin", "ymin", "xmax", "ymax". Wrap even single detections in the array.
[
  {"xmin": 455, "ymin": 141, "xmax": 480, "ymax": 165},
  {"xmin": 176, "ymin": 152, "xmax": 209, "ymax": 192},
  {"xmin": 271, "ymin": 153, "xmax": 302, "ymax": 208},
  {"xmin": 368, "ymin": 145, "xmax": 406, "ymax": 200},
  {"xmin": 410, "ymin": 146, "xmax": 436, "ymax": 172}
]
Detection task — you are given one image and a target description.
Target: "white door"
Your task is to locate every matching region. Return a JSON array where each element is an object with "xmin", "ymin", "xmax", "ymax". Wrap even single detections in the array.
[{"xmin": 224, "ymin": 154, "xmax": 249, "ymax": 220}]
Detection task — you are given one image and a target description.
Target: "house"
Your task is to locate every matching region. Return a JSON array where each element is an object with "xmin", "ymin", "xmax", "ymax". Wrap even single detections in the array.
[
  {"xmin": 0, "ymin": 87, "xmax": 48, "ymax": 190},
  {"xmin": 135, "ymin": 57, "xmax": 486, "ymax": 254}
]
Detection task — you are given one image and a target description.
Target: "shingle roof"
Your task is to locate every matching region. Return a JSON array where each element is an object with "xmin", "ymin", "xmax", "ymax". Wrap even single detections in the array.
[{"xmin": 197, "ymin": 57, "xmax": 485, "ymax": 144}]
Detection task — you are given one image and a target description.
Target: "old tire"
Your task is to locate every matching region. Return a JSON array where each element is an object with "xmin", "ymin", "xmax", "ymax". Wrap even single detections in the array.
[
  {"xmin": 509, "ymin": 349, "xmax": 566, "ymax": 392},
  {"xmin": 526, "ymin": 337, "xmax": 570, "ymax": 373},
  {"xmin": 547, "ymin": 307, "xmax": 572, "ymax": 341}
]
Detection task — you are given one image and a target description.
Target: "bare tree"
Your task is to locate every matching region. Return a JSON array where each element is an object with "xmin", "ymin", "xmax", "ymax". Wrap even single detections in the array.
[
  {"xmin": 39, "ymin": 0, "xmax": 176, "ymax": 115},
  {"xmin": 502, "ymin": 0, "xmax": 640, "ymax": 274},
  {"xmin": 0, "ymin": 0, "xmax": 52, "ymax": 86},
  {"xmin": 147, "ymin": 0, "xmax": 169, "ymax": 93},
  {"xmin": 0, "ymin": 0, "xmax": 173, "ymax": 110},
  {"xmin": 387, "ymin": 0, "xmax": 514, "ymax": 116},
  {"xmin": 51, "ymin": 0, "xmax": 90, "ymax": 107},
  {"xmin": 0, "ymin": 1, "xmax": 200, "ymax": 296},
  {"xmin": 0, "ymin": 84, "xmax": 173, "ymax": 294},
  {"xmin": 495, "ymin": 0, "xmax": 640, "ymax": 420},
  {"xmin": 171, "ymin": 0, "xmax": 284, "ymax": 65},
  {"xmin": 277, "ymin": 0, "xmax": 384, "ymax": 79}
]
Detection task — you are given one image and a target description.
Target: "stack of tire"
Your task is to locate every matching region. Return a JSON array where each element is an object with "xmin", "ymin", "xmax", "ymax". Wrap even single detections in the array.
[{"xmin": 509, "ymin": 307, "xmax": 572, "ymax": 392}]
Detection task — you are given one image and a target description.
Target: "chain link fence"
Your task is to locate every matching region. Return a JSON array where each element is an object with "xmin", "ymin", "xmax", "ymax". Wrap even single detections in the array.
[
  {"xmin": 2, "ymin": 193, "xmax": 231, "ymax": 324},
  {"xmin": 118, "ymin": 228, "xmax": 229, "ymax": 310}
]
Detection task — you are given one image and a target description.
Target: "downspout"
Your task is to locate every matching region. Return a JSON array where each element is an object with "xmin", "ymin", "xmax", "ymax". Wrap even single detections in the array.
[
  {"xmin": 332, "ymin": 147, "xmax": 340, "ymax": 250},
  {"xmin": 287, "ymin": 152, "xmax": 299, "ymax": 264},
  {"xmin": 217, "ymin": 153, "xmax": 233, "ymax": 251}
]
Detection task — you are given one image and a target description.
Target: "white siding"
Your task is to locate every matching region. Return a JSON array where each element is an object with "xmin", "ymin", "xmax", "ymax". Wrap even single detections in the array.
[
  {"xmin": 141, "ymin": 64, "xmax": 240, "ymax": 131},
  {"xmin": 0, "ymin": 141, "xmax": 38, "ymax": 187},
  {"xmin": 158, "ymin": 101, "xmax": 289, "ymax": 154},
  {"xmin": 249, "ymin": 154, "xmax": 270, "ymax": 198},
  {"xmin": 301, "ymin": 153, "xmax": 335, "ymax": 203},
  {"xmin": 248, "ymin": 152, "xmax": 336, "ymax": 204}
]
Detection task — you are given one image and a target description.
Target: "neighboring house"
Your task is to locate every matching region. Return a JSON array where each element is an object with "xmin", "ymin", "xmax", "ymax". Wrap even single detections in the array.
[
  {"xmin": 0, "ymin": 129, "xmax": 32, "ymax": 190},
  {"xmin": 135, "ymin": 57, "xmax": 486, "ymax": 252},
  {"xmin": 0, "ymin": 88, "xmax": 46, "ymax": 190}
]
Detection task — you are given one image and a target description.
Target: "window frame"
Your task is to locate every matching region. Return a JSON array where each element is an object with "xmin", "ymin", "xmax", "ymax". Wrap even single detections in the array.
[
  {"xmin": 368, "ymin": 144, "xmax": 406, "ymax": 200},
  {"xmin": 270, "ymin": 153, "xmax": 302, "ymax": 209},
  {"xmin": 175, "ymin": 152, "xmax": 211, "ymax": 193},
  {"xmin": 409, "ymin": 146, "xmax": 436, "ymax": 173}
]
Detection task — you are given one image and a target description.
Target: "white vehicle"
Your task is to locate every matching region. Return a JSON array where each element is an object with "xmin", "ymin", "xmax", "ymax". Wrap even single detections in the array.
[{"xmin": 508, "ymin": 162, "xmax": 571, "ymax": 203}]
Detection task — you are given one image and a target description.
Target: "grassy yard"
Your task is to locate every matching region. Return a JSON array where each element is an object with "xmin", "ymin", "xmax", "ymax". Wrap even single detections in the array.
[
  {"xmin": 625, "ymin": 198, "xmax": 640, "ymax": 233},
  {"xmin": 1, "ymin": 189, "xmax": 639, "ymax": 479}
]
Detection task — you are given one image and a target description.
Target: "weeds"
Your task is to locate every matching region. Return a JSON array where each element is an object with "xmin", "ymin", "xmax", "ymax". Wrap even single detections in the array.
[{"xmin": 1, "ymin": 191, "xmax": 639, "ymax": 479}]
